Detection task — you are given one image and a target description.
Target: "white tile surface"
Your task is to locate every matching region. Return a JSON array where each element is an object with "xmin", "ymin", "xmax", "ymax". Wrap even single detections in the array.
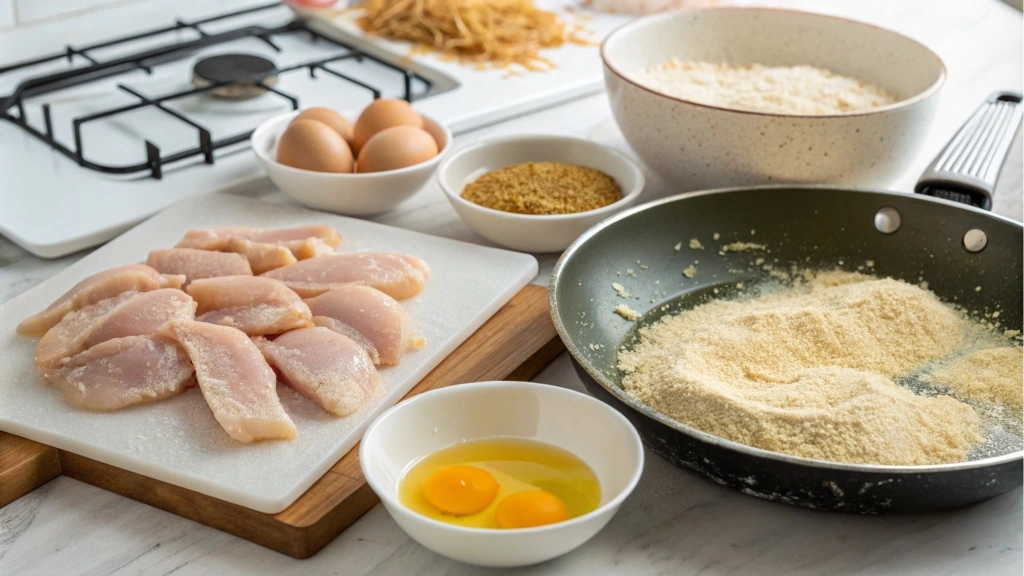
[
  {"xmin": 0, "ymin": 0, "xmax": 13, "ymax": 29},
  {"xmin": 15, "ymin": 0, "xmax": 135, "ymax": 24},
  {"xmin": 0, "ymin": 0, "xmax": 266, "ymax": 59}
]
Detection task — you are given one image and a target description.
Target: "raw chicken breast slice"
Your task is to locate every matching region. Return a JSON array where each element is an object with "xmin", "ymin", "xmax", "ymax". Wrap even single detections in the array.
[
  {"xmin": 186, "ymin": 276, "xmax": 312, "ymax": 336},
  {"xmin": 276, "ymin": 238, "xmax": 336, "ymax": 259},
  {"xmin": 146, "ymin": 248, "xmax": 252, "ymax": 286},
  {"xmin": 311, "ymin": 316, "xmax": 381, "ymax": 365},
  {"xmin": 34, "ymin": 291, "xmax": 140, "ymax": 374},
  {"xmin": 17, "ymin": 264, "xmax": 185, "ymax": 336},
  {"xmin": 255, "ymin": 327, "xmax": 379, "ymax": 417},
  {"xmin": 34, "ymin": 289, "xmax": 195, "ymax": 371},
  {"xmin": 261, "ymin": 253, "xmax": 430, "ymax": 299},
  {"xmin": 223, "ymin": 238, "xmax": 297, "ymax": 274},
  {"xmin": 160, "ymin": 320, "xmax": 296, "ymax": 442},
  {"xmin": 48, "ymin": 335, "xmax": 195, "ymax": 411},
  {"xmin": 177, "ymin": 225, "xmax": 342, "ymax": 256},
  {"xmin": 306, "ymin": 286, "xmax": 423, "ymax": 365}
]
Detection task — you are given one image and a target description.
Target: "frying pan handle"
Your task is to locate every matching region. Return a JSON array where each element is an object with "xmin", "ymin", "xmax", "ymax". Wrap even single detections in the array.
[{"xmin": 915, "ymin": 91, "xmax": 1023, "ymax": 211}]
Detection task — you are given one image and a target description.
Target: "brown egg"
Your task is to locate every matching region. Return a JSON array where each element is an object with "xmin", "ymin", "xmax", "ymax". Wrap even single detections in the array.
[
  {"xmin": 292, "ymin": 107, "xmax": 354, "ymax": 146},
  {"xmin": 357, "ymin": 125, "xmax": 439, "ymax": 173},
  {"xmin": 352, "ymin": 99, "xmax": 424, "ymax": 153},
  {"xmin": 276, "ymin": 119, "xmax": 354, "ymax": 173}
]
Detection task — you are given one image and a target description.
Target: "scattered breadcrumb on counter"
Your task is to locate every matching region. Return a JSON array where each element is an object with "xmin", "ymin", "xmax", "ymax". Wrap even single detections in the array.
[
  {"xmin": 682, "ymin": 265, "xmax": 697, "ymax": 278},
  {"xmin": 713, "ymin": 232, "xmax": 720, "ymax": 240},
  {"xmin": 612, "ymin": 282, "xmax": 630, "ymax": 298},
  {"xmin": 614, "ymin": 304, "xmax": 641, "ymax": 321},
  {"xmin": 689, "ymin": 238, "xmax": 703, "ymax": 250},
  {"xmin": 722, "ymin": 242, "xmax": 767, "ymax": 252},
  {"xmin": 674, "ymin": 242, "xmax": 682, "ymax": 251}
]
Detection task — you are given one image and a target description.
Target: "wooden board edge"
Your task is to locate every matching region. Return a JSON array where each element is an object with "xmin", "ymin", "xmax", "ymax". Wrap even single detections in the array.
[{"xmin": 0, "ymin": 432, "xmax": 62, "ymax": 508}]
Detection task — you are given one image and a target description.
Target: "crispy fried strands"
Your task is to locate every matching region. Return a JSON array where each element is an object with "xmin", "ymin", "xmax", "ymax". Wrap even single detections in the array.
[{"xmin": 357, "ymin": 0, "xmax": 591, "ymax": 70}]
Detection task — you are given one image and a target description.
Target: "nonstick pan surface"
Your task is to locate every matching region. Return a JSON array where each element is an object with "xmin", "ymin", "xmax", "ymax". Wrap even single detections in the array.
[{"xmin": 549, "ymin": 185, "xmax": 1023, "ymax": 513}]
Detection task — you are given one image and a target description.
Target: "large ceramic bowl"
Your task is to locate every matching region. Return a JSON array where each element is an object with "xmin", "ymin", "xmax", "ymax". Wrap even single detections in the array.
[
  {"xmin": 602, "ymin": 8, "xmax": 945, "ymax": 190},
  {"xmin": 360, "ymin": 381, "xmax": 644, "ymax": 567}
]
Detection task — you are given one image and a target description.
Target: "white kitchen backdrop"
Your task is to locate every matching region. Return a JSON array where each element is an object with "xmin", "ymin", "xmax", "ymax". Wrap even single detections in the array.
[{"xmin": 0, "ymin": 0, "xmax": 260, "ymax": 54}]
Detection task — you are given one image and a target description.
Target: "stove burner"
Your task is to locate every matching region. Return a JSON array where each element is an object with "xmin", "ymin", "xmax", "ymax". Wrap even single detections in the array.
[
  {"xmin": 192, "ymin": 54, "xmax": 278, "ymax": 100},
  {"xmin": 0, "ymin": 3, "xmax": 432, "ymax": 180}
]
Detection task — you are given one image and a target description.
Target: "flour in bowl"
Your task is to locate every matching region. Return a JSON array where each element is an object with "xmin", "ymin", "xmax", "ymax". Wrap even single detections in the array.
[{"xmin": 628, "ymin": 60, "xmax": 898, "ymax": 115}]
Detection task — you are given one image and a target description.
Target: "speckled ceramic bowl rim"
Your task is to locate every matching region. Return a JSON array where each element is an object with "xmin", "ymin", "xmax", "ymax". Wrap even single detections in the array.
[
  {"xmin": 360, "ymin": 381, "xmax": 645, "ymax": 535},
  {"xmin": 549, "ymin": 185, "xmax": 1024, "ymax": 475},
  {"xmin": 251, "ymin": 109, "xmax": 452, "ymax": 178},
  {"xmin": 436, "ymin": 134, "xmax": 646, "ymax": 222},
  {"xmin": 601, "ymin": 7, "xmax": 947, "ymax": 119}
]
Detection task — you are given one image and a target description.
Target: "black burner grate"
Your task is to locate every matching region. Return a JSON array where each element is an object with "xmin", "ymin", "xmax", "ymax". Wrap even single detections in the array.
[{"xmin": 0, "ymin": 2, "xmax": 432, "ymax": 179}]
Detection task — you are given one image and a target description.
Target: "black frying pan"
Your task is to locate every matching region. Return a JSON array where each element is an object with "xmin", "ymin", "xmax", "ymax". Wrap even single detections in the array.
[{"xmin": 549, "ymin": 94, "xmax": 1023, "ymax": 513}]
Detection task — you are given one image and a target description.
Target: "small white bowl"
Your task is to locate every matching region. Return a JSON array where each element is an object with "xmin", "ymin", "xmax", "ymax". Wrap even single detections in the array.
[
  {"xmin": 437, "ymin": 135, "xmax": 645, "ymax": 253},
  {"xmin": 360, "ymin": 381, "xmax": 644, "ymax": 568},
  {"xmin": 251, "ymin": 109, "xmax": 452, "ymax": 216}
]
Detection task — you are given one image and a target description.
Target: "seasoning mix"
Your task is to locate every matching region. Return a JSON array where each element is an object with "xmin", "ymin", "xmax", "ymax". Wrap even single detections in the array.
[{"xmin": 461, "ymin": 162, "xmax": 622, "ymax": 215}]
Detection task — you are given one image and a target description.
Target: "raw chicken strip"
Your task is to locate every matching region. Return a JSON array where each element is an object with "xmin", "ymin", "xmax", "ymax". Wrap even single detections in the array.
[
  {"xmin": 146, "ymin": 248, "xmax": 252, "ymax": 286},
  {"xmin": 311, "ymin": 316, "xmax": 381, "ymax": 365},
  {"xmin": 34, "ymin": 289, "xmax": 195, "ymax": 371},
  {"xmin": 17, "ymin": 265, "xmax": 185, "ymax": 336},
  {"xmin": 177, "ymin": 226, "xmax": 342, "ymax": 258},
  {"xmin": 160, "ymin": 320, "xmax": 296, "ymax": 442},
  {"xmin": 255, "ymin": 327, "xmax": 379, "ymax": 417},
  {"xmin": 224, "ymin": 238, "xmax": 297, "ymax": 274},
  {"xmin": 262, "ymin": 253, "xmax": 430, "ymax": 299},
  {"xmin": 306, "ymin": 286, "xmax": 423, "ymax": 365},
  {"xmin": 34, "ymin": 292, "xmax": 138, "ymax": 374},
  {"xmin": 186, "ymin": 276, "xmax": 312, "ymax": 336},
  {"xmin": 48, "ymin": 335, "xmax": 194, "ymax": 411}
]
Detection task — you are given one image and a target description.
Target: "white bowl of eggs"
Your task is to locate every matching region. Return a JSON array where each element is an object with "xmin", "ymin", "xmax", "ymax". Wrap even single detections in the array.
[
  {"xmin": 360, "ymin": 381, "xmax": 644, "ymax": 568},
  {"xmin": 251, "ymin": 99, "xmax": 451, "ymax": 216}
]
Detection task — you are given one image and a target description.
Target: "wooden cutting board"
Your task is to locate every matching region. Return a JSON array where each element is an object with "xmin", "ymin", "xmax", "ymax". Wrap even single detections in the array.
[{"xmin": 0, "ymin": 284, "xmax": 563, "ymax": 558}]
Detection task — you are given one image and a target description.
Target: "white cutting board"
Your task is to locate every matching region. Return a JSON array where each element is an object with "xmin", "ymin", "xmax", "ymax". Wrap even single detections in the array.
[{"xmin": 0, "ymin": 193, "xmax": 537, "ymax": 514}]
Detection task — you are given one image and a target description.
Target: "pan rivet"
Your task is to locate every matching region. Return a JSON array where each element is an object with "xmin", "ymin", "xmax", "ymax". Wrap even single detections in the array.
[
  {"xmin": 874, "ymin": 207, "xmax": 901, "ymax": 234},
  {"xmin": 963, "ymin": 229, "xmax": 988, "ymax": 253}
]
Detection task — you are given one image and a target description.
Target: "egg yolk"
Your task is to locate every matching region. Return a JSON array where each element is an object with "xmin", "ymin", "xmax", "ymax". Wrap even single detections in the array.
[
  {"xmin": 494, "ymin": 490, "xmax": 569, "ymax": 529},
  {"xmin": 422, "ymin": 465, "xmax": 499, "ymax": 516}
]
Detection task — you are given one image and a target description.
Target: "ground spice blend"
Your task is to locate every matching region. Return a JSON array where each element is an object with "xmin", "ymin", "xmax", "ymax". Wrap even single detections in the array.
[{"xmin": 462, "ymin": 162, "xmax": 622, "ymax": 215}]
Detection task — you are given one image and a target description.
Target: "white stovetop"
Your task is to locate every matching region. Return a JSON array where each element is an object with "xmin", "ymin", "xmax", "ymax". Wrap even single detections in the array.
[{"xmin": 0, "ymin": 0, "xmax": 1021, "ymax": 575}]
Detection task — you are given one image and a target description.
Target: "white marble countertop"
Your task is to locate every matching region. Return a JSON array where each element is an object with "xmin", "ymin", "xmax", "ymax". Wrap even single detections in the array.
[{"xmin": 1, "ymin": 1, "xmax": 1023, "ymax": 574}]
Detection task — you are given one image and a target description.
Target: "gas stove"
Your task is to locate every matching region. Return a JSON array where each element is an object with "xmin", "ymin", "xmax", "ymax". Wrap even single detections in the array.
[{"xmin": 0, "ymin": 1, "xmax": 629, "ymax": 258}]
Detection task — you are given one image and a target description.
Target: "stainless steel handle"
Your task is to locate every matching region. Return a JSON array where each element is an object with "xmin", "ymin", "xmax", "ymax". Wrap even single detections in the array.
[{"xmin": 915, "ymin": 91, "xmax": 1022, "ymax": 211}]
